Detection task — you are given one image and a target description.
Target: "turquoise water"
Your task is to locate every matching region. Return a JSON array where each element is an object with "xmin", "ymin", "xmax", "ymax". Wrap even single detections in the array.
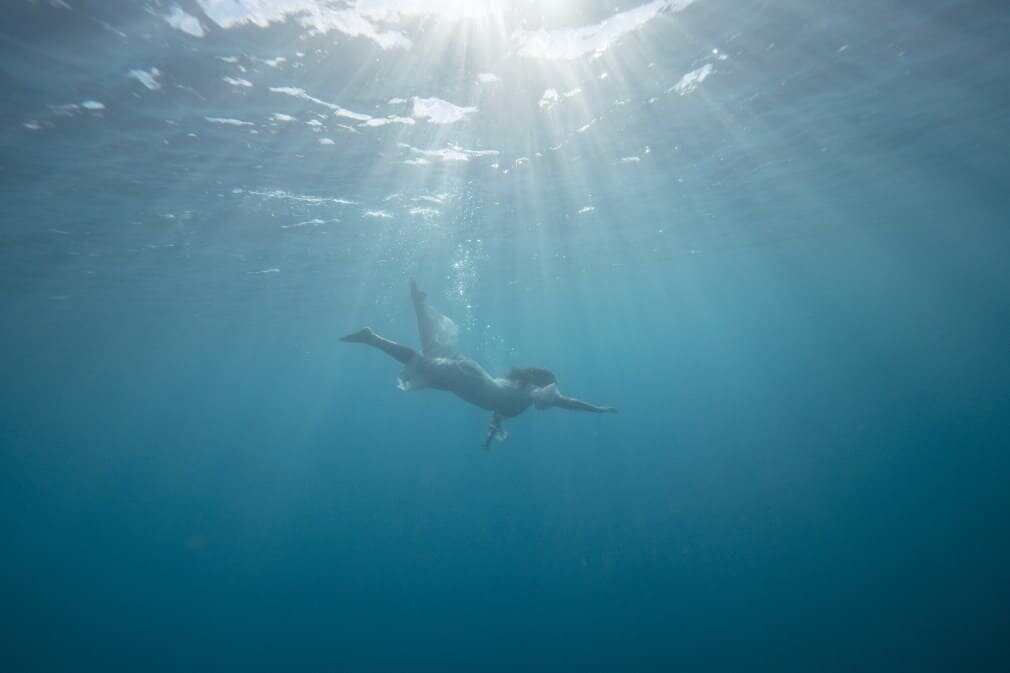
[{"xmin": 3, "ymin": 1, "xmax": 1010, "ymax": 670}]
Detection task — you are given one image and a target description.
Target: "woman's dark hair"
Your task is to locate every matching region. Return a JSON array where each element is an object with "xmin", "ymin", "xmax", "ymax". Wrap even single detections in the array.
[{"xmin": 505, "ymin": 367, "xmax": 557, "ymax": 388}]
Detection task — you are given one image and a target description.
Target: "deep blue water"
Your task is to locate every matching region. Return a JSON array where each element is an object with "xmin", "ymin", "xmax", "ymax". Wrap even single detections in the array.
[{"xmin": 2, "ymin": 1, "xmax": 1010, "ymax": 671}]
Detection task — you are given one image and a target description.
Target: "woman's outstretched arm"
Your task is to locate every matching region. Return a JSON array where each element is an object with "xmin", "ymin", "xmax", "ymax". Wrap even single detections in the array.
[{"xmin": 553, "ymin": 394, "xmax": 617, "ymax": 414}]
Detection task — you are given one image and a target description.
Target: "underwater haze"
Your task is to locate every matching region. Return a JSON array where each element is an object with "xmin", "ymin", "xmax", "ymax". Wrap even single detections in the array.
[{"xmin": 2, "ymin": 0, "xmax": 1010, "ymax": 671}]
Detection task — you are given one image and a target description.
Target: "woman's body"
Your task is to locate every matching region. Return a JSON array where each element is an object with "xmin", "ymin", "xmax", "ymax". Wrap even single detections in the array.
[{"xmin": 341, "ymin": 281, "xmax": 616, "ymax": 448}]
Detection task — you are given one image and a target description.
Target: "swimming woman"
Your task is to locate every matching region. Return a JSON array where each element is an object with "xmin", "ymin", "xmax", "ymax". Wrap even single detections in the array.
[{"xmin": 341, "ymin": 281, "xmax": 616, "ymax": 449}]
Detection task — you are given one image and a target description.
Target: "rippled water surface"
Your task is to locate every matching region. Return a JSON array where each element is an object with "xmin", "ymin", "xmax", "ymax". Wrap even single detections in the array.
[{"xmin": 2, "ymin": 1, "xmax": 1009, "ymax": 671}]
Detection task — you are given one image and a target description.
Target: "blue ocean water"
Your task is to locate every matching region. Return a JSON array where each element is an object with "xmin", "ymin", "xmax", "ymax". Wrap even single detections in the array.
[{"xmin": 2, "ymin": 0, "xmax": 1010, "ymax": 670}]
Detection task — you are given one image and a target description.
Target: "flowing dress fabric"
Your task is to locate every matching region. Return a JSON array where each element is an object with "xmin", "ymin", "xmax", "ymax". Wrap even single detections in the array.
[
  {"xmin": 417, "ymin": 302, "xmax": 459, "ymax": 358},
  {"xmin": 401, "ymin": 296, "xmax": 465, "ymax": 392}
]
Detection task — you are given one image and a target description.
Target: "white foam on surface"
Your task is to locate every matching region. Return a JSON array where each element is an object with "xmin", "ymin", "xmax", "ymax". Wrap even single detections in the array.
[
  {"xmin": 269, "ymin": 86, "xmax": 372, "ymax": 121},
  {"xmin": 128, "ymin": 68, "xmax": 161, "ymax": 90},
  {"xmin": 196, "ymin": 0, "xmax": 320, "ymax": 28},
  {"xmin": 48, "ymin": 104, "xmax": 80, "ymax": 115},
  {"xmin": 412, "ymin": 97, "xmax": 476, "ymax": 124},
  {"xmin": 249, "ymin": 189, "xmax": 356, "ymax": 205},
  {"xmin": 404, "ymin": 144, "xmax": 499, "ymax": 162},
  {"xmin": 190, "ymin": 1, "xmax": 693, "ymax": 56},
  {"xmin": 515, "ymin": 0, "xmax": 695, "ymax": 60},
  {"xmin": 195, "ymin": 0, "xmax": 410, "ymax": 49},
  {"xmin": 335, "ymin": 108, "xmax": 372, "ymax": 122},
  {"xmin": 298, "ymin": 6, "xmax": 411, "ymax": 49},
  {"xmin": 206, "ymin": 116, "xmax": 255, "ymax": 126},
  {"xmin": 223, "ymin": 76, "xmax": 253, "ymax": 87},
  {"xmin": 280, "ymin": 218, "xmax": 339, "ymax": 229},
  {"xmin": 364, "ymin": 116, "xmax": 415, "ymax": 127},
  {"xmin": 355, "ymin": 0, "xmax": 508, "ymax": 21},
  {"xmin": 164, "ymin": 5, "xmax": 206, "ymax": 37},
  {"xmin": 672, "ymin": 63, "xmax": 713, "ymax": 95},
  {"xmin": 257, "ymin": 56, "xmax": 287, "ymax": 67},
  {"xmin": 538, "ymin": 88, "xmax": 560, "ymax": 110}
]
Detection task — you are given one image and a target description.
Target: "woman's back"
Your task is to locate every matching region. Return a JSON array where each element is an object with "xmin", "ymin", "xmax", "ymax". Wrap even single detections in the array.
[{"xmin": 404, "ymin": 355, "xmax": 532, "ymax": 417}]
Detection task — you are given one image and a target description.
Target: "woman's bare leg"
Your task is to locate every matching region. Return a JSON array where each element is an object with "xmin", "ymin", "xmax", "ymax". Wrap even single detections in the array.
[{"xmin": 340, "ymin": 327, "xmax": 417, "ymax": 365}]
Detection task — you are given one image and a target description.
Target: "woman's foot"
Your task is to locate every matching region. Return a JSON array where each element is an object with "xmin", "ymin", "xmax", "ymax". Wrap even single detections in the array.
[{"xmin": 340, "ymin": 327, "xmax": 375, "ymax": 343}]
